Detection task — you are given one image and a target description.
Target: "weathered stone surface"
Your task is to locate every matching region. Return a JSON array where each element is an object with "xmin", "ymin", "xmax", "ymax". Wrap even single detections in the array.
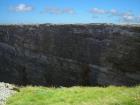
[
  {"xmin": 0, "ymin": 82, "xmax": 17, "ymax": 105},
  {"xmin": 0, "ymin": 24, "xmax": 140, "ymax": 86}
]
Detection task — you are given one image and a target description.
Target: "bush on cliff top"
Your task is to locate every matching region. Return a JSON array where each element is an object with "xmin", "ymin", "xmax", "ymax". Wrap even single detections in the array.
[{"xmin": 6, "ymin": 85, "xmax": 140, "ymax": 105}]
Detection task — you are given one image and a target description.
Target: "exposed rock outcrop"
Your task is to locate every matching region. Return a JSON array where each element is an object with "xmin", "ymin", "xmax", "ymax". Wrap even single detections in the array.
[
  {"xmin": 0, "ymin": 24, "xmax": 140, "ymax": 86},
  {"xmin": 0, "ymin": 82, "xmax": 17, "ymax": 105}
]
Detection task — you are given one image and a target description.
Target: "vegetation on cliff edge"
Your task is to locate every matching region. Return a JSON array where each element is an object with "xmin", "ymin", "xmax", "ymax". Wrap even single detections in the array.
[{"xmin": 6, "ymin": 85, "xmax": 140, "ymax": 105}]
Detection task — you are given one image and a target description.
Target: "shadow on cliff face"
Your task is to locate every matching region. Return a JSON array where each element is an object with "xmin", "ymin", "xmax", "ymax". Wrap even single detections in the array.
[
  {"xmin": 81, "ymin": 64, "xmax": 91, "ymax": 86},
  {"xmin": 20, "ymin": 67, "xmax": 29, "ymax": 86}
]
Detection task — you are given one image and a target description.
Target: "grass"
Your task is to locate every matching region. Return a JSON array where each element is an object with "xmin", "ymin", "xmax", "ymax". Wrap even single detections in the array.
[{"xmin": 6, "ymin": 85, "xmax": 140, "ymax": 105}]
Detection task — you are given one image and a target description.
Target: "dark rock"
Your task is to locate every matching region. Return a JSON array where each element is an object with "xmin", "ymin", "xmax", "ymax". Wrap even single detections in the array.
[{"xmin": 0, "ymin": 24, "xmax": 140, "ymax": 86}]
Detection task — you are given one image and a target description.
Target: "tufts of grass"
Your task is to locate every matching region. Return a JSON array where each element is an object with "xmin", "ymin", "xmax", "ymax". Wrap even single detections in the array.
[{"xmin": 6, "ymin": 85, "xmax": 140, "ymax": 105}]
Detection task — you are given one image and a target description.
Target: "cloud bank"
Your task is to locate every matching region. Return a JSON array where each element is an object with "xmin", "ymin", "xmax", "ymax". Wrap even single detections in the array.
[
  {"xmin": 9, "ymin": 3, "xmax": 140, "ymax": 24},
  {"xmin": 90, "ymin": 8, "xmax": 140, "ymax": 23}
]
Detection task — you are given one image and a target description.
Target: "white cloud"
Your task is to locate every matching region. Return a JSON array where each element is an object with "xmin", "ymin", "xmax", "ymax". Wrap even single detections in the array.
[
  {"xmin": 119, "ymin": 12, "xmax": 138, "ymax": 23},
  {"xmin": 89, "ymin": 8, "xmax": 140, "ymax": 23},
  {"xmin": 136, "ymin": 16, "xmax": 140, "ymax": 23},
  {"xmin": 122, "ymin": 13, "xmax": 134, "ymax": 21},
  {"xmin": 45, "ymin": 7, "xmax": 62, "ymax": 14},
  {"xmin": 63, "ymin": 8, "xmax": 75, "ymax": 14},
  {"xmin": 108, "ymin": 9, "xmax": 118, "ymax": 15},
  {"xmin": 90, "ymin": 8, "xmax": 106, "ymax": 14},
  {"xmin": 44, "ymin": 7, "xmax": 75, "ymax": 15},
  {"xmin": 11, "ymin": 4, "xmax": 33, "ymax": 12},
  {"xmin": 90, "ymin": 8, "xmax": 119, "ymax": 16}
]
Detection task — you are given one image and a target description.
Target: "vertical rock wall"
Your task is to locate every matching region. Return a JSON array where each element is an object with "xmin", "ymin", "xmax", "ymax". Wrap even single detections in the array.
[{"xmin": 0, "ymin": 24, "xmax": 140, "ymax": 86}]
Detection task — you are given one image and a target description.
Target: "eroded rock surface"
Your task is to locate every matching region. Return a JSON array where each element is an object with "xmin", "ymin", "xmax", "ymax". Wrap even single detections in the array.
[
  {"xmin": 0, "ymin": 82, "xmax": 17, "ymax": 105},
  {"xmin": 0, "ymin": 24, "xmax": 140, "ymax": 86}
]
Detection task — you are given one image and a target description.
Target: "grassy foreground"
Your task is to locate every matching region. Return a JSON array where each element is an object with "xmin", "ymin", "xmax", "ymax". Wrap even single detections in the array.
[{"xmin": 6, "ymin": 85, "xmax": 140, "ymax": 105}]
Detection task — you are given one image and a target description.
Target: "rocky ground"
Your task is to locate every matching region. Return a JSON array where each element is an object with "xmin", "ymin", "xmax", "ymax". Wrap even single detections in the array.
[{"xmin": 0, "ymin": 82, "xmax": 17, "ymax": 105}]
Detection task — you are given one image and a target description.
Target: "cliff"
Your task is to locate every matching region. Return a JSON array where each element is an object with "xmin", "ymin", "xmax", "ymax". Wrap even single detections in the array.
[{"xmin": 0, "ymin": 24, "xmax": 140, "ymax": 86}]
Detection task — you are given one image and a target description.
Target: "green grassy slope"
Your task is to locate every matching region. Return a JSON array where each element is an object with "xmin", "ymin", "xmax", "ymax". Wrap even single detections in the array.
[{"xmin": 6, "ymin": 86, "xmax": 140, "ymax": 105}]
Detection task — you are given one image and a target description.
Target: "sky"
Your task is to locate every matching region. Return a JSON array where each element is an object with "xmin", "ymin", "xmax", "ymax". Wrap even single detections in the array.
[{"xmin": 0, "ymin": 0, "xmax": 140, "ymax": 24}]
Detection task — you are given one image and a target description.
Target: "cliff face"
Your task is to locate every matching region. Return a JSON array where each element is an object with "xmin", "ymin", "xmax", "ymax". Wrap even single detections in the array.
[{"xmin": 0, "ymin": 24, "xmax": 140, "ymax": 86}]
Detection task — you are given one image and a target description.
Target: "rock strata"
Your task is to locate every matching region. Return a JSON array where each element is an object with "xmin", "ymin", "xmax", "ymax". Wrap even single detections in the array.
[{"xmin": 0, "ymin": 24, "xmax": 140, "ymax": 86}]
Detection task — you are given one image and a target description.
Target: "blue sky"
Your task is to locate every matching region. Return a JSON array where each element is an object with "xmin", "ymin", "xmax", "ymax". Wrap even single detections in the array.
[{"xmin": 0, "ymin": 0, "xmax": 140, "ymax": 24}]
